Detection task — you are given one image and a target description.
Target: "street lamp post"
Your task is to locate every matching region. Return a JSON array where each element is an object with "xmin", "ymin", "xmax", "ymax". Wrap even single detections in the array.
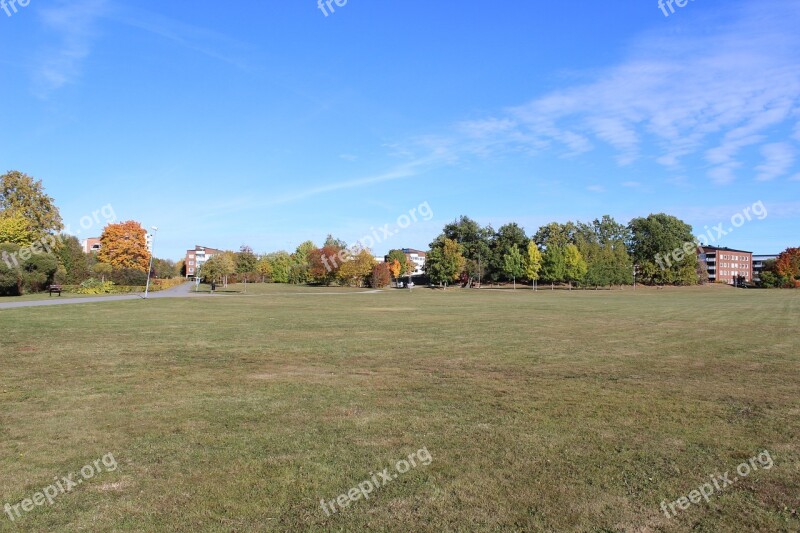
[{"xmin": 144, "ymin": 226, "xmax": 158, "ymax": 299}]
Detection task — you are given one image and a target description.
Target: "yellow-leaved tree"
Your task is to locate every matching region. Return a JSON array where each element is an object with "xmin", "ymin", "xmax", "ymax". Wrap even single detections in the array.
[{"xmin": 337, "ymin": 248, "xmax": 376, "ymax": 287}]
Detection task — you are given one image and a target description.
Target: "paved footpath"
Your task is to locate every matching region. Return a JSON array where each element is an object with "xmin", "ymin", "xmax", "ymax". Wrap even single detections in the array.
[{"xmin": 0, "ymin": 283, "xmax": 210, "ymax": 311}]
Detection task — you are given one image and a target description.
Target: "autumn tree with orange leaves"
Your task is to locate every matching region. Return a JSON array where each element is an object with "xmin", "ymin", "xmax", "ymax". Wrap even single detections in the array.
[
  {"xmin": 775, "ymin": 247, "xmax": 800, "ymax": 282},
  {"xmin": 97, "ymin": 221, "xmax": 150, "ymax": 272}
]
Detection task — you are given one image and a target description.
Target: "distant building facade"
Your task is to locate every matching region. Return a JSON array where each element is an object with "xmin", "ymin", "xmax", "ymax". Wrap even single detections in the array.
[
  {"xmin": 752, "ymin": 254, "xmax": 778, "ymax": 283},
  {"xmin": 698, "ymin": 245, "xmax": 753, "ymax": 285},
  {"xmin": 81, "ymin": 237, "xmax": 102, "ymax": 254},
  {"xmin": 82, "ymin": 231, "xmax": 154, "ymax": 254},
  {"xmin": 185, "ymin": 245, "xmax": 224, "ymax": 278},
  {"xmin": 402, "ymin": 248, "xmax": 427, "ymax": 276}
]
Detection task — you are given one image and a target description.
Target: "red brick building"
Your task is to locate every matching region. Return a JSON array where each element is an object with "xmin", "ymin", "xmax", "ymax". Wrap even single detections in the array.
[
  {"xmin": 185, "ymin": 245, "xmax": 225, "ymax": 278},
  {"xmin": 698, "ymin": 245, "xmax": 753, "ymax": 285}
]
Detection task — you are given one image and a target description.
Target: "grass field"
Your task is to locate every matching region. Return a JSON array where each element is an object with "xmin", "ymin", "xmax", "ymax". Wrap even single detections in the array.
[{"xmin": 1, "ymin": 284, "xmax": 798, "ymax": 531}]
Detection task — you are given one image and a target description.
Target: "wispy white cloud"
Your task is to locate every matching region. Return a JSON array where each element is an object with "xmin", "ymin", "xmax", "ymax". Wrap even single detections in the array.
[
  {"xmin": 622, "ymin": 181, "xmax": 641, "ymax": 188},
  {"xmin": 587, "ymin": 185, "xmax": 606, "ymax": 193},
  {"xmin": 33, "ymin": 0, "xmax": 108, "ymax": 97},
  {"xmin": 756, "ymin": 143, "xmax": 795, "ymax": 181},
  {"xmin": 30, "ymin": 0, "xmax": 255, "ymax": 98},
  {"xmin": 108, "ymin": 5, "xmax": 254, "ymax": 71},
  {"xmin": 265, "ymin": 161, "xmax": 423, "ymax": 206},
  {"xmin": 205, "ymin": 149, "xmax": 450, "ymax": 215},
  {"xmin": 431, "ymin": 0, "xmax": 800, "ymax": 186}
]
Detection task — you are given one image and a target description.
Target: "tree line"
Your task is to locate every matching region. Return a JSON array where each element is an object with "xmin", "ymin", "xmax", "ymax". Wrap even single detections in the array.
[
  {"xmin": 198, "ymin": 236, "xmax": 414, "ymax": 289},
  {"xmin": 422, "ymin": 213, "xmax": 796, "ymax": 289},
  {"xmin": 200, "ymin": 213, "xmax": 799, "ymax": 291},
  {"xmin": 0, "ymin": 171, "xmax": 178, "ymax": 295}
]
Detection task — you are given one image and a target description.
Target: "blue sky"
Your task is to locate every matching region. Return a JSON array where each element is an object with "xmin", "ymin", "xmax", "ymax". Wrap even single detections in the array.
[{"xmin": 1, "ymin": 0, "xmax": 798, "ymax": 260}]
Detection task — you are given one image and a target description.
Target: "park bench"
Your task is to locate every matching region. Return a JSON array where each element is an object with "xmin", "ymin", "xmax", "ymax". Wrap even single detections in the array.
[{"xmin": 48, "ymin": 285, "xmax": 62, "ymax": 297}]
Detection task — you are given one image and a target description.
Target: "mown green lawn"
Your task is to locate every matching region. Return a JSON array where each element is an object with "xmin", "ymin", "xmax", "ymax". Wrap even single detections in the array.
[{"xmin": 1, "ymin": 284, "xmax": 798, "ymax": 531}]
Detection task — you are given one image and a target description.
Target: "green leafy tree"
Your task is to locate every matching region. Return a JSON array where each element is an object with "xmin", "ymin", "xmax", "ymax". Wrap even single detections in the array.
[
  {"xmin": 323, "ymin": 234, "xmax": 347, "ymax": 249},
  {"xmin": 267, "ymin": 251, "xmax": 292, "ymax": 284},
  {"xmin": 759, "ymin": 270, "xmax": 782, "ymax": 288},
  {"xmin": 575, "ymin": 216, "xmax": 632, "ymax": 288},
  {"xmin": 203, "ymin": 252, "xmax": 236, "ymax": 286},
  {"xmin": 0, "ymin": 243, "xmax": 23, "ymax": 295},
  {"xmin": 386, "ymin": 250, "xmax": 410, "ymax": 275},
  {"xmin": 425, "ymin": 238, "xmax": 465, "ymax": 288},
  {"xmin": 541, "ymin": 245, "xmax": 566, "ymax": 289},
  {"xmin": 22, "ymin": 252, "xmax": 59, "ymax": 292},
  {"xmin": 533, "ymin": 222, "xmax": 576, "ymax": 249},
  {"xmin": 491, "ymin": 223, "xmax": 529, "ymax": 282},
  {"xmin": 628, "ymin": 214, "xmax": 698, "ymax": 285},
  {"xmin": 437, "ymin": 216, "xmax": 493, "ymax": 282},
  {"xmin": 502, "ymin": 244, "xmax": 525, "ymax": 289},
  {"xmin": 92, "ymin": 262, "xmax": 113, "ymax": 282},
  {"xmin": 0, "ymin": 243, "xmax": 59, "ymax": 294},
  {"xmin": 236, "ymin": 245, "xmax": 258, "ymax": 283},
  {"xmin": 0, "ymin": 171, "xmax": 63, "ymax": 239},
  {"xmin": 152, "ymin": 258, "xmax": 178, "ymax": 279},
  {"xmin": 386, "ymin": 249, "xmax": 414, "ymax": 286},
  {"xmin": 56, "ymin": 235, "xmax": 90, "ymax": 284},
  {"xmin": 288, "ymin": 241, "xmax": 316, "ymax": 285}
]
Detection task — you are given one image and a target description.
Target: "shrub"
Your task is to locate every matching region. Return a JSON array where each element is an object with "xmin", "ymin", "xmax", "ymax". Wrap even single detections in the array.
[
  {"xmin": 0, "ymin": 243, "xmax": 59, "ymax": 294},
  {"xmin": 149, "ymin": 278, "xmax": 185, "ymax": 291},
  {"xmin": 110, "ymin": 268, "xmax": 148, "ymax": 286},
  {"xmin": 75, "ymin": 278, "xmax": 116, "ymax": 295}
]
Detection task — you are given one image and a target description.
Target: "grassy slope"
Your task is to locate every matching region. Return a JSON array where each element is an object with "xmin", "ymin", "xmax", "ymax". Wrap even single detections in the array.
[{"xmin": 0, "ymin": 285, "xmax": 798, "ymax": 532}]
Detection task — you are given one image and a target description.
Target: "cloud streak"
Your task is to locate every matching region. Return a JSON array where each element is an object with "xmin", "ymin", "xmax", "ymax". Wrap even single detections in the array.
[
  {"xmin": 33, "ymin": 0, "xmax": 108, "ymax": 97},
  {"xmin": 436, "ymin": 0, "xmax": 800, "ymax": 186}
]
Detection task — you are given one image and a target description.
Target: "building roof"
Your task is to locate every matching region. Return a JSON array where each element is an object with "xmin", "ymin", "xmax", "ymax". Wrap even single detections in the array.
[
  {"xmin": 699, "ymin": 245, "xmax": 752, "ymax": 254},
  {"xmin": 187, "ymin": 245, "xmax": 225, "ymax": 254},
  {"xmin": 402, "ymin": 248, "xmax": 427, "ymax": 255}
]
